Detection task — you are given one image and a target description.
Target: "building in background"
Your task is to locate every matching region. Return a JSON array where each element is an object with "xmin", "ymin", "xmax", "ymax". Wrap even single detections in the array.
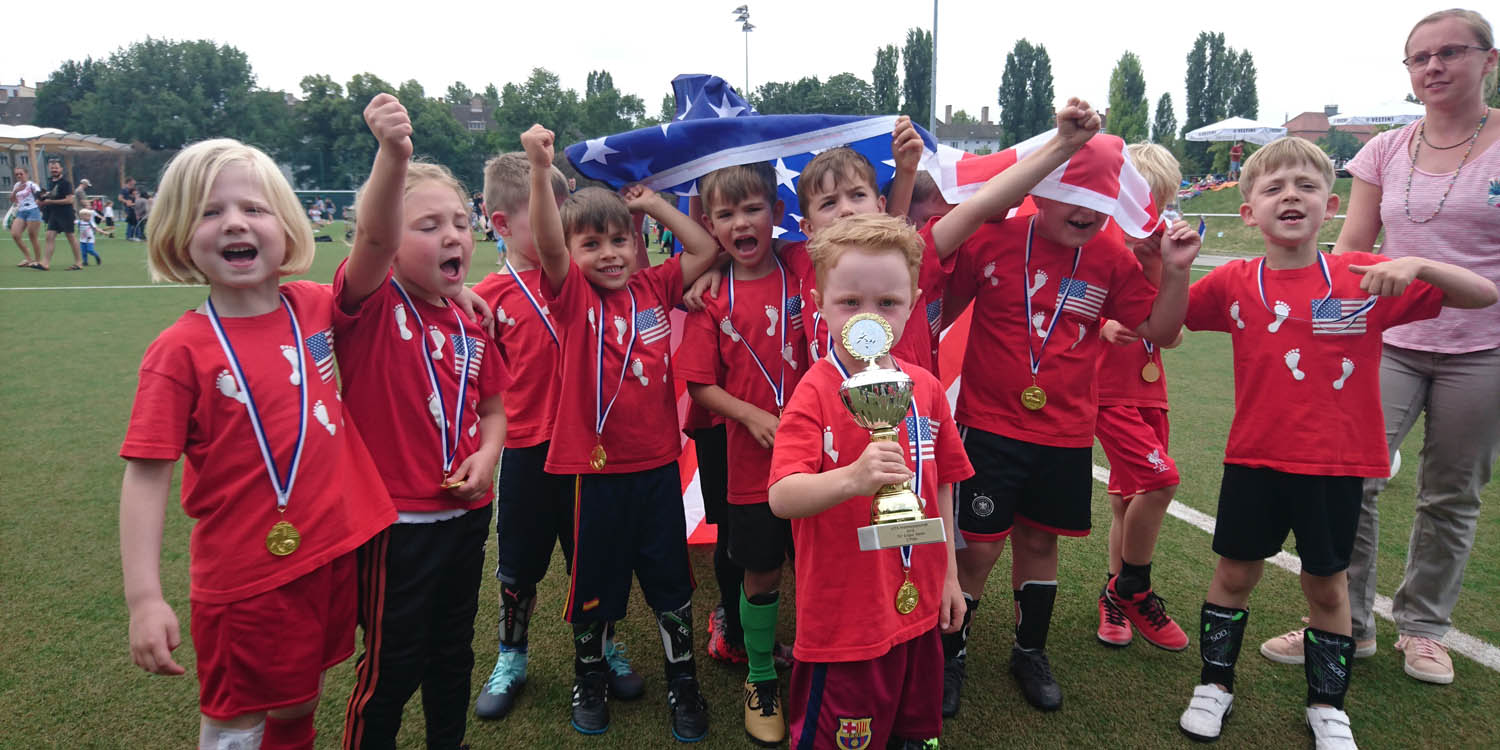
[
  {"xmin": 1283, "ymin": 105, "xmax": 1378, "ymax": 145},
  {"xmin": 934, "ymin": 105, "xmax": 1002, "ymax": 154}
]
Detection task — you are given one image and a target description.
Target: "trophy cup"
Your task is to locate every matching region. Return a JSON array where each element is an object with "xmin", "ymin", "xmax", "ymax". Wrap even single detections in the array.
[{"xmin": 837, "ymin": 313, "xmax": 948, "ymax": 552}]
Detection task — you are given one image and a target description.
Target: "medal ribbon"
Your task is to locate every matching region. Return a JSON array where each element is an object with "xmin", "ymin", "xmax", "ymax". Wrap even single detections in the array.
[
  {"xmin": 205, "ymin": 294, "xmax": 307, "ymax": 512},
  {"xmin": 504, "ymin": 259, "xmax": 559, "ymax": 348},
  {"xmin": 725, "ymin": 255, "xmax": 788, "ymax": 410},
  {"xmin": 389, "ymin": 278, "xmax": 473, "ymax": 474},
  {"xmin": 1255, "ymin": 253, "xmax": 1377, "ymax": 328},
  {"xmin": 595, "ymin": 289, "xmax": 637, "ymax": 440},
  {"xmin": 1023, "ymin": 218, "xmax": 1084, "ymax": 380}
]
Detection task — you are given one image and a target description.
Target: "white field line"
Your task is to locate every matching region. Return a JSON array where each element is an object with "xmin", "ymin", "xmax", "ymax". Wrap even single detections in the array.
[
  {"xmin": 0, "ymin": 284, "xmax": 199, "ymax": 291},
  {"xmin": 1090, "ymin": 464, "xmax": 1500, "ymax": 673}
]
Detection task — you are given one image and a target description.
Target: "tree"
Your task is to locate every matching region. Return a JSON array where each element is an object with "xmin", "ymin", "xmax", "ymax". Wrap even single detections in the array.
[
  {"xmin": 32, "ymin": 58, "xmax": 101, "ymax": 129},
  {"xmin": 753, "ymin": 77, "xmax": 825, "ymax": 115},
  {"xmin": 820, "ymin": 73, "xmax": 876, "ymax": 115},
  {"xmin": 445, "ymin": 82, "xmax": 475, "ymax": 105},
  {"xmin": 873, "ymin": 45, "xmax": 900, "ymax": 114},
  {"xmin": 1106, "ymin": 52, "xmax": 1149, "ymax": 144},
  {"xmin": 1228, "ymin": 50, "xmax": 1259, "ymax": 119},
  {"xmin": 900, "ymin": 28, "xmax": 933, "ymax": 126},
  {"xmin": 492, "ymin": 68, "xmax": 582, "ymax": 152},
  {"xmin": 997, "ymin": 39, "xmax": 1055, "ymax": 147},
  {"xmin": 580, "ymin": 69, "xmax": 646, "ymax": 138},
  {"xmin": 1318, "ymin": 128, "xmax": 1362, "ymax": 163},
  {"xmin": 1182, "ymin": 31, "xmax": 1247, "ymax": 171},
  {"xmin": 1152, "ymin": 92, "xmax": 1178, "ymax": 146},
  {"xmin": 948, "ymin": 109, "xmax": 977, "ymax": 125}
]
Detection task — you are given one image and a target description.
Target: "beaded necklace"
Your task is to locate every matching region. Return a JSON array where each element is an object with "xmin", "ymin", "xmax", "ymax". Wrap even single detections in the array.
[{"xmin": 1404, "ymin": 107, "xmax": 1489, "ymax": 224}]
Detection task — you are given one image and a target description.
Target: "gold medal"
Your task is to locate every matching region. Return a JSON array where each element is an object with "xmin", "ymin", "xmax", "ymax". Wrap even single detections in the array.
[
  {"xmin": 266, "ymin": 520, "xmax": 301, "ymax": 556},
  {"xmin": 1141, "ymin": 361, "xmax": 1160, "ymax": 383},
  {"xmin": 440, "ymin": 478, "xmax": 464, "ymax": 490},
  {"xmin": 895, "ymin": 579, "xmax": 919, "ymax": 614},
  {"xmin": 590, "ymin": 443, "xmax": 607, "ymax": 471},
  {"xmin": 1020, "ymin": 384, "xmax": 1047, "ymax": 411}
]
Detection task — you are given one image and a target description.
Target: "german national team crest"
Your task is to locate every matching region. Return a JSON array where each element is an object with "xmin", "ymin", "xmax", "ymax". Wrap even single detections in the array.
[{"xmin": 835, "ymin": 717, "xmax": 873, "ymax": 750}]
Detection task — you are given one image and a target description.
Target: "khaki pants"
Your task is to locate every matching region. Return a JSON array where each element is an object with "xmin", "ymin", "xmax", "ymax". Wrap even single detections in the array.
[{"xmin": 1348, "ymin": 344, "xmax": 1500, "ymax": 641}]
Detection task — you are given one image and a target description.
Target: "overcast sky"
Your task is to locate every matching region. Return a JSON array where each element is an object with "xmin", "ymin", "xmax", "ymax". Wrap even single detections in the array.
[{"xmin": 13, "ymin": 1, "xmax": 1446, "ymax": 132}]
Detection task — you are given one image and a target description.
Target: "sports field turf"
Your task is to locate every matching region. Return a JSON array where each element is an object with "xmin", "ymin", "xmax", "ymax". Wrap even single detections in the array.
[{"xmin": 1, "ymin": 223, "xmax": 1494, "ymax": 748}]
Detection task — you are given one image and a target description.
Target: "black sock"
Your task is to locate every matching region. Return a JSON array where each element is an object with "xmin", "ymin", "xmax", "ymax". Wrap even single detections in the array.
[
  {"xmin": 657, "ymin": 602, "xmax": 697, "ymax": 681},
  {"xmin": 1199, "ymin": 603, "xmax": 1248, "ymax": 693},
  {"xmin": 1116, "ymin": 561, "xmax": 1153, "ymax": 598},
  {"xmin": 713, "ymin": 539, "xmax": 745, "ymax": 646},
  {"xmin": 1013, "ymin": 582, "xmax": 1057, "ymax": 652},
  {"xmin": 573, "ymin": 620, "xmax": 607, "ymax": 677},
  {"xmin": 942, "ymin": 594, "xmax": 978, "ymax": 661},
  {"xmin": 1304, "ymin": 627, "xmax": 1355, "ymax": 709},
  {"xmin": 499, "ymin": 583, "xmax": 536, "ymax": 651}
]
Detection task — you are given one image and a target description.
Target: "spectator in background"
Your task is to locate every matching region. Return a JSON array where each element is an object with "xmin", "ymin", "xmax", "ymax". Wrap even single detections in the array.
[
  {"xmin": 1228, "ymin": 141, "xmax": 1244, "ymax": 180},
  {"xmin": 120, "ymin": 177, "xmax": 140, "ymax": 241},
  {"xmin": 9, "ymin": 167, "xmax": 43, "ymax": 267},
  {"xmin": 135, "ymin": 190, "xmax": 151, "ymax": 241},
  {"xmin": 38, "ymin": 160, "xmax": 82, "ymax": 270}
]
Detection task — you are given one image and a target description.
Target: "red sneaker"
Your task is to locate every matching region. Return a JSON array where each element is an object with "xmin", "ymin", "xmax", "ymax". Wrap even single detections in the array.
[
  {"xmin": 707, "ymin": 605, "xmax": 747, "ymax": 664},
  {"xmin": 1097, "ymin": 585, "xmax": 1132, "ymax": 647},
  {"xmin": 1108, "ymin": 577, "xmax": 1188, "ymax": 652}
]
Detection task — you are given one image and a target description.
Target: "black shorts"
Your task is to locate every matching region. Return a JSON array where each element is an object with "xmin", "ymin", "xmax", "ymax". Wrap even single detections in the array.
[
  {"xmin": 727, "ymin": 502, "xmax": 794, "ymax": 573},
  {"xmin": 46, "ymin": 207, "xmax": 75, "ymax": 233},
  {"xmin": 956, "ymin": 425, "xmax": 1093, "ymax": 540},
  {"xmin": 692, "ymin": 425, "xmax": 729, "ymax": 526},
  {"xmin": 1212, "ymin": 464, "xmax": 1363, "ymax": 576},
  {"xmin": 565, "ymin": 462, "xmax": 695, "ymax": 623},
  {"xmin": 494, "ymin": 441, "xmax": 575, "ymax": 586}
]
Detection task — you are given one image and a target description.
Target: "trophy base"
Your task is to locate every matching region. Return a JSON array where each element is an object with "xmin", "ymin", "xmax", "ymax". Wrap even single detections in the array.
[{"xmin": 857, "ymin": 517, "xmax": 946, "ymax": 551}]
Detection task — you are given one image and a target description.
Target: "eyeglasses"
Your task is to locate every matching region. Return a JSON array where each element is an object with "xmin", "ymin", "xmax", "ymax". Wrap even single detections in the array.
[{"xmin": 1402, "ymin": 44, "xmax": 1491, "ymax": 70}]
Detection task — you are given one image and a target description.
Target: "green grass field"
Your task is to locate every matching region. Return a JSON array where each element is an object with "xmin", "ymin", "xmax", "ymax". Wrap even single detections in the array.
[
  {"xmin": 1, "ymin": 223, "xmax": 1495, "ymax": 748},
  {"xmin": 1181, "ymin": 178, "xmax": 1357, "ymax": 258}
]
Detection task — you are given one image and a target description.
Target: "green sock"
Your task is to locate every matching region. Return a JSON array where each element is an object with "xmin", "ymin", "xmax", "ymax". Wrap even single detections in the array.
[{"xmin": 740, "ymin": 585, "xmax": 780, "ymax": 684}]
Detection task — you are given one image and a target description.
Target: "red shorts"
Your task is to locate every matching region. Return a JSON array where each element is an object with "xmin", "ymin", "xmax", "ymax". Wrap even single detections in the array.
[
  {"xmin": 191, "ymin": 552, "xmax": 357, "ymax": 720},
  {"xmin": 787, "ymin": 626, "xmax": 942, "ymax": 749},
  {"xmin": 1096, "ymin": 405, "xmax": 1178, "ymax": 499}
]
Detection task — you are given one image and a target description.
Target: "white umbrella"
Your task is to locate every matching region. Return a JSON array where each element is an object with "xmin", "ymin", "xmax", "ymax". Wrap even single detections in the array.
[
  {"xmin": 1328, "ymin": 100, "xmax": 1425, "ymax": 126},
  {"xmin": 1185, "ymin": 116, "xmax": 1287, "ymax": 146}
]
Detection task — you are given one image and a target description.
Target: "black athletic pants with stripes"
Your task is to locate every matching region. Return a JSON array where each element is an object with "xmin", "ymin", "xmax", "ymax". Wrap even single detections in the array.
[{"xmin": 342, "ymin": 506, "xmax": 492, "ymax": 750}]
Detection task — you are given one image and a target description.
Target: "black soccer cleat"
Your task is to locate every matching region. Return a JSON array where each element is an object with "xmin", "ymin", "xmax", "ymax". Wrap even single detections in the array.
[
  {"xmin": 570, "ymin": 671, "xmax": 610, "ymax": 735},
  {"xmin": 941, "ymin": 654, "xmax": 966, "ymax": 718},
  {"xmin": 667, "ymin": 674, "xmax": 710, "ymax": 742},
  {"xmin": 1010, "ymin": 646, "xmax": 1063, "ymax": 712}
]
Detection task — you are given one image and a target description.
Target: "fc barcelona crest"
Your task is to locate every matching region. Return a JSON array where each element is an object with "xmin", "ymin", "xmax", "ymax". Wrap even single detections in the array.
[{"xmin": 836, "ymin": 717, "xmax": 873, "ymax": 750}]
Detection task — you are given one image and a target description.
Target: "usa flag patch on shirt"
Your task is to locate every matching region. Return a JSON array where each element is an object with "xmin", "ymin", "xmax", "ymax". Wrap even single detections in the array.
[
  {"xmin": 636, "ymin": 305, "xmax": 672, "ymax": 345},
  {"xmin": 1311, "ymin": 297, "xmax": 1376, "ymax": 335},
  {"xmin": 449, "ymin": 333, "xmax": 485, "ymax": 375},
  {"xmin": 304, "ymin": 329, "xmax": 336, "ymax": 382},
  {"xmin": 785, "ymin": 295, "xmax": 803, "ymax": 330},
  {"xmin": 905, "ymin": 415, "xmax": 935, "ymax": 463},
  {"xmin": 1055, "ymin": 277, "xmax": 1106, "ymax": 320}
]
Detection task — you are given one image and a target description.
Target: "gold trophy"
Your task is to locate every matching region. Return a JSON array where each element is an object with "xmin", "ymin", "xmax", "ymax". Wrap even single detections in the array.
[{"xmin": 837, "ymin": 313, "xmax": 948, "ymax": 552}]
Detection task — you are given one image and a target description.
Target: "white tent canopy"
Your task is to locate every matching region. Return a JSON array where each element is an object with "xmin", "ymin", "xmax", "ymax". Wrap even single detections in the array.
[
  {"xmin": 1328, "ymin": 100, "xmax": 1425, "ymax": 126},
  {"xmin": 1185, "ymin": 117, "xmax": 1287, "ymax": 145},
  {"xmin": 0, "ymin": 124, "xmax": 130, "ymax": 153}
]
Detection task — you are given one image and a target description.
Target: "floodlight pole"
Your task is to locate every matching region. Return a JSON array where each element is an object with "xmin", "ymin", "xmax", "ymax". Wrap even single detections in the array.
[
  {"xmin": 734, "ymin": 6, "xmax": 754, "ymax": 97},
  {"xmin": 931, "ymin": 0, "xmax": 938, "ymax": 133}
]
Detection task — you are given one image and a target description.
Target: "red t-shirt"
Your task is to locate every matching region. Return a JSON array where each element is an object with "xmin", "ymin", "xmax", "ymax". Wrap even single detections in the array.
[
  {"xmin": 951, "ymin": 216, "xmax": 1158, "ymax": 447},
  {"xmin": 1186, "ymin": 252, "xmax": 1443, "ymax": 476},
  {"xmin": 770, "ymin": 356, "xmax": 974, "ymax": 663},
  {"xmin": 1096, "ymin": 328, "xmax": 1168, "ymax": 409},
  {"xmin": 780, "ymin": 237, "xmax": 950, "ymax": 374},
  {"xmin": 120, "ymin": 281, "xmax": 396, "ymax": 604},
  {"xmin": 473, "ymin": 267, "xmax": 562, "ymax": 449},
  {"xmin": 543, "ymin": 257, "xmax": 686, "ymax": 474},
  {"xmin": 333, "ymin": 264, "xmax": 512, "ymax": 511},
  {"xmin": 677, "ymin": 265, "xmax": 809, "ymax": 504}
]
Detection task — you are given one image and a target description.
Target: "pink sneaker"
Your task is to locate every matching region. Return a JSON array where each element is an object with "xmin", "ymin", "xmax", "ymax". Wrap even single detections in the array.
[
  {"xmin": 1097, "ymin": 587, "xmax": 1132, "ymax": 647},
  {"xmin": 1395, "ymin": 635, "xmax": 1453, "ymax": 685}
]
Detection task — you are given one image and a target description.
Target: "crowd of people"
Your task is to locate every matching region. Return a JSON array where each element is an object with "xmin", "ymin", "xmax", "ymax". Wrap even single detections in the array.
[{"xmin": 109, "ymin": 8, "xmax": 1496, "ymax": 750}]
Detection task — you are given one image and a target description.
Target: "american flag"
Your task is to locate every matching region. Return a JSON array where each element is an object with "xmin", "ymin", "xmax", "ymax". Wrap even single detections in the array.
[
  {"xmin": 926, "ymin": 297, "xmax": 944, "ymax": 338},
  {"xmin": 1055, "ymin": 278, "xmax": 1107, "ymax": 319},
  {"xmin": 785, "ymin": 295, "xmax": 803, "ymax": 330},
  {"xmin": 449, "ymin": 333, "xmax": 485, "ymax": 375},
  {"xmin": 1311, "ymin": 297, "xmax": 1374, "ymax": 335},
  {"xmin": 905, "ymin": 415, "xmax": 935, "ymax": 463},
  {"xmin": 636, "ymin": 306, "xmax": 672, "ymax": 345},
  {"xmin": 303, "ymin": 329, "xmax": 335, "ymax": 382}
]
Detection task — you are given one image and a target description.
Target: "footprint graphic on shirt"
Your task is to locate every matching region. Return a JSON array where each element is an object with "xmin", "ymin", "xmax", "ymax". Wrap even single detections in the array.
[
  {"xmin": 1027, "ymin": 270, "xmax": 1049, "ymax": 298},
  {"xmin": 809, "ymin": 338, "xmax": 820, "ymax": 361},
  {"xmin": 719, "ymin": 317, "xmax": 741, "ymax": 342},
  {"xmin": 823, "ymin": 426, "xmax": 839, "ymax": 462},
  {"xmin": 1333, "ymin": 357, "xmax": 1355, "ymax": 390},
  {"xmin": 495, "ymin": 304, "xmax": 517, "ymax": 327},
  {"xmin": 1284, "ymin": 348, "xmax": 1306, "ymax": 381},
  {"xmin": 427, "ymin": 391, "xmax": 444, "ymax": 427},
  {"xmin": 982, "ymin": 261, "xmax": 1000, "ymax": 287},
  {"xmin": 394, "ymin": 303, "xmax": 414, "ymax": 340},
  {"xmin": 1069, "ymin": 323, "xmax": 1086, "ymax": 350},
  {"xmin": 783, "ymin": 343, "xmax": 798, "ymax": 369},
  {"xmin": 631, "ymin": 357, "xmax": 648, "ymax": 387},
  {"xmin": 663, "ymin": 353, "xmax": 670, "ymax": 384},
  {"xmin": 429, "ymin": 326, "xmax": 445, "ymax": 360},
  {"xmin": 587, "ymin": 307, "xmax": 597, "ymax": 332},
  {"xmin": 613, "ymin": 316, "xmax": 628, "ymax": 345},
  {"xmin": 764, "ymin": 305, "xmax": 779, "ymax": 336},
  {"xmin": 1229, "ymin": 300, "xmax": 1246, "ymax": 329},
  {"xmin": 1031, "ymin": 312, "xmax": 1047, "ymax": 338},
  {"xmin": 216, "ymin": 370, "xmax": 247, "ymax": 404},
  {"xmin": 280, "ymin": 345, "xmax": 302, "ymax": 386},
  {"xmin": 313, "ymin": 400, "xmax": 336, "ymax": 435},
  {"xmin": 468, "ymin": 419, "xmax": 478, "ymax": 438},
  {"xmin": 1268, "ymin": 300, "xmax": 1291, "ymax": 333}
]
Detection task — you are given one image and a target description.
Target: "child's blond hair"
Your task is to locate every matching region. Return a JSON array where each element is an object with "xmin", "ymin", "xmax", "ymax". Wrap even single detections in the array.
[
  {"xmin": 796, "ymin": 148, "xmax": 878, "ymax": 218},
  {"xmin": 148, "ymin": 138, "xmax": 315, "ymax": 284},
  {"xmin": 700, "ymin": 162, "xmax": 778, "ymax": 213},
  {"xmin": 483, "ymin": 152, "xmax": 569, "ymax": 216},
  {"xmin": 1125, "ymin": 143, "xmax": 1183, "ymax": 209},
  {"xmin": 560, "ymin": 187, "xmax": 633, "ymax": 240},
  {"xmin": 348, "ymin": 161, "xmax": 469, "ymax": 246},
  {"xmin": 805, "ymin": 213, "xmax": 923, "ymax": 294},
  {"xmin": 1237, "ymin": 137, "xmax": 1334, "ymax": 201}
]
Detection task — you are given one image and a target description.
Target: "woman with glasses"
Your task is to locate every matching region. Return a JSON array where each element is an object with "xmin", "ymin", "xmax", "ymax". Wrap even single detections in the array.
[{"xmin": 1259, "ymin": 9, "xmax": 1498, "ymax": 689}]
